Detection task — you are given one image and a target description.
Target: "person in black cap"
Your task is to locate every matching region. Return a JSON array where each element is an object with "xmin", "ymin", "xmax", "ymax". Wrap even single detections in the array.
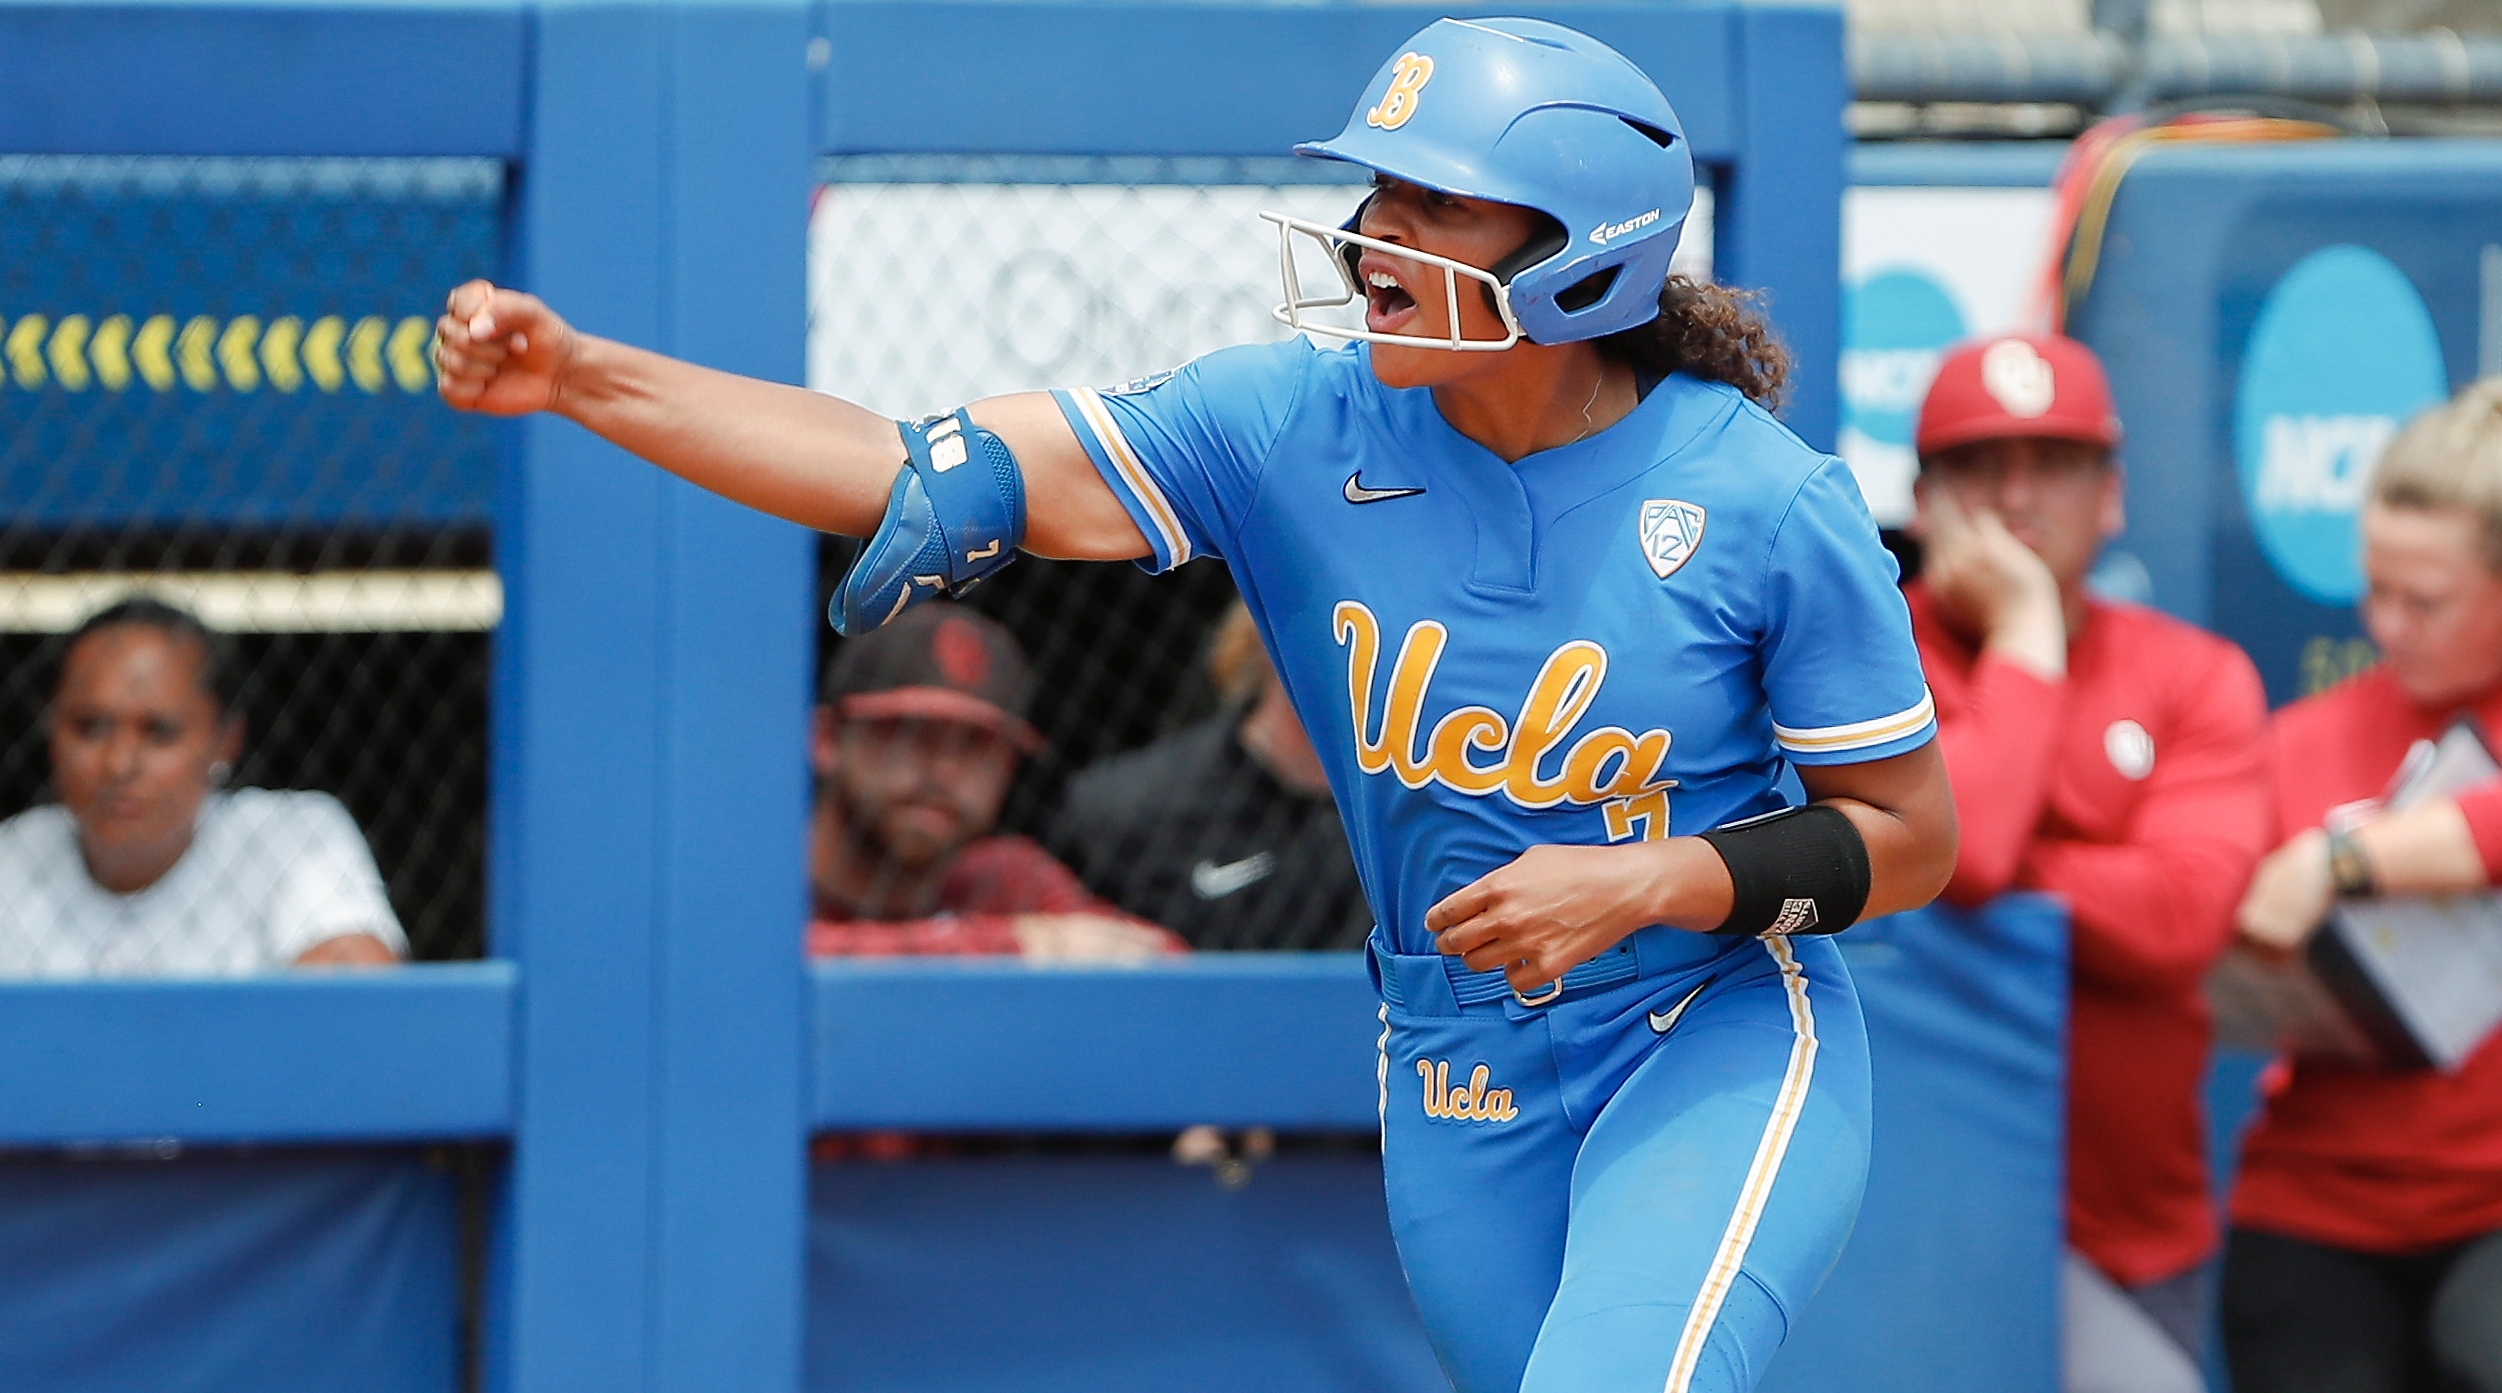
[{"xmin": 806, "ymin": 602, "xmax": 1176, "ymax": 962}]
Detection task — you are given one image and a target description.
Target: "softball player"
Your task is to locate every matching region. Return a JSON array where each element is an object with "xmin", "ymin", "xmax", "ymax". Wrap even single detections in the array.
[{"xmin": 435, "ymin": 19, "xmax": 1954, "ymax": 1392}]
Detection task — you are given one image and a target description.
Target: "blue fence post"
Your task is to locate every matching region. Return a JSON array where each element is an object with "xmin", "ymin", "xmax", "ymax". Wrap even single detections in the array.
[
  {"xmin": 648, "ymin": 5, "xmax": 817, "ymax": 1386},
  {"xmin": 1719, "ymin": 3, "xmax": 1846, "ymax": 452},
  {"xmin": 489, "ymin": 1, "xmax": 815, "ymax": 1389}
]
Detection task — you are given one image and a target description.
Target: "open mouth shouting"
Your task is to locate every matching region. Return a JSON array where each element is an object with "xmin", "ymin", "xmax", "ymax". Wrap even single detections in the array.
[
  {"xmin": 1258, "ymin": 209, "xmax": 1519, "ymax": 352},
  {"xmin": 1360, "ymin": 255, "xmax": 1422, "ymax": 335}
]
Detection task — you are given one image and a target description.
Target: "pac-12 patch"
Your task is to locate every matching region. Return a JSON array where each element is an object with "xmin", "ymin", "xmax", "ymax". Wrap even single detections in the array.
[{"xmin": 1638, "ymin": 499, "xmax": 1707, "ymax": 579}]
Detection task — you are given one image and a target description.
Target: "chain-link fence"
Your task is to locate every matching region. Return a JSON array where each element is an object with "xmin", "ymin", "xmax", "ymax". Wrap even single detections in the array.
[
  {"xmin": 0, "ymin": 156, "xmax": 501, "ymax": 970},
  {"xmin": 808, "ymin": 159, "xmax": 1713, "ymax": 953},
  {"xmin": 808, "ymin": 159, "xmax": 1363, "ymax": 953},
  {"xmin": 1, "ymin": 151, "xmax": 1710, "ymax": 970}
]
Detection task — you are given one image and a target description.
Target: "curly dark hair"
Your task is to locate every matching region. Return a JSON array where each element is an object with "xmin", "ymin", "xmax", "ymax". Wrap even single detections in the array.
[{"xmin": 1595, "ymin": 276, "xmax": 1791, "ymax": 411}]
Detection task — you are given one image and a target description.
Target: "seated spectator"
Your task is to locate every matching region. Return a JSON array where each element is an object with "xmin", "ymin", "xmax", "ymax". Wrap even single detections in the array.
[
  {"xmin": 1052, "ymin": 600, "xmax": 1370, "ymax": 951},
  {"xmin": 2229, "ymin": 379, "xmax": 2502, "ymax": 1393},
  {"xmin": 0, "ymin": 597, "xmax": 405, "ymax": 977},
  {"xmin": 807, "ymin": 601, "xmax": 1178, "ymax": 962},
  {"xmin": 1908, "ymin": 335, "xmax": 2269, "ymax": 1393}
]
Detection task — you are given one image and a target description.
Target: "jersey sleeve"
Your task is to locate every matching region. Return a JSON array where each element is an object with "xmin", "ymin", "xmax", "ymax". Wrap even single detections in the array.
[
  {"xmin": 1052, "ymin": 341, "xmax": 1310, "ymax": 573},
  {"xmin": 1758, "ymin": 458, "xmax": 1936, "ymax": 766}
]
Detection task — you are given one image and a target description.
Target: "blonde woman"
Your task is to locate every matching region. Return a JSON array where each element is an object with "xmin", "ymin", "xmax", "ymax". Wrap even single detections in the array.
[{"xmin": 2232, "ymin": 379, "xmax": 2502, "ymax": 1393}]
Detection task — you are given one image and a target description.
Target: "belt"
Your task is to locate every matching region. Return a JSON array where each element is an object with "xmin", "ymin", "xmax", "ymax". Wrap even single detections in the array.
[{"xmin": 1375, "ymin": 936, "xmax": 1649, "ymax": 1013}]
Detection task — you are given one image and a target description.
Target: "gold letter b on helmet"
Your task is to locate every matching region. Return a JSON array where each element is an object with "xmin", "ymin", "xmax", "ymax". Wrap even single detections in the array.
[{"xmin": 1366, "ymin": 52, "xmax": 1435, "ymax": 130}]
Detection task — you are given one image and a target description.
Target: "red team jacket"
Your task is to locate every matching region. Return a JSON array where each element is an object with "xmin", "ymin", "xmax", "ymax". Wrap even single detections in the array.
[
  {"xmin": 1910, "ymin": 583, "xmax": 2272, "ymax": 1285},
  {"xmin": 2234, "ymin": 668, "xmax": 2502, "ymax": 1254}
]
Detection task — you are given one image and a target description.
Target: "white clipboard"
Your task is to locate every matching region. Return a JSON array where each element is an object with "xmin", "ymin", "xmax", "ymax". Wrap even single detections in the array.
[{"xmin": 2312, "ymin": 721, "xmax": 2502, "ymax": 1070}]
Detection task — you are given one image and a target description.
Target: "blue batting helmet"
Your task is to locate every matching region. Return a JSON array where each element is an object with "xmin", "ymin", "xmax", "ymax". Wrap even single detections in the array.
[{"xmin": 1295, "ymin": 17, "xmax": 1694, "ymax": 345}]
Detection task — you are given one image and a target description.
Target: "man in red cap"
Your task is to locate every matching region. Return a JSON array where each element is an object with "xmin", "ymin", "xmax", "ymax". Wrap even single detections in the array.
[
  {"xmin": 806, "ymin": 601, "xmax": 1177, "ymax": 963},
  {"xmin": 1909, "ymin": 334, "xmax": 2271, "ymax": 1393}
]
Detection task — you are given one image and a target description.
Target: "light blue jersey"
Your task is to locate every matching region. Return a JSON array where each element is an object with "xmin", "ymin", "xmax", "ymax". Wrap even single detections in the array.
[
  {"xmin": 1056, "ymin": 337, "xmax": 1928, "ymax": 1393},
  {"xmin": 1056, "ymin": 337, "xmax": 1933, "ymax": 965}
]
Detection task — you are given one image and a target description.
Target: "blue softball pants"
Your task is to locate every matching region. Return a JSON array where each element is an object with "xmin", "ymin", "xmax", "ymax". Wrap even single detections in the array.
[{"xmin": 1372, "ymin": 927, "xmax": 1872, "ymax": 1393}]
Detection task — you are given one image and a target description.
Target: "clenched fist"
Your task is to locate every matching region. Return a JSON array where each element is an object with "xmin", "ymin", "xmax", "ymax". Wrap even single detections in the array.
[{"xmin": 434, "ymin": 279, "xmax": 580, "ymax": 417}]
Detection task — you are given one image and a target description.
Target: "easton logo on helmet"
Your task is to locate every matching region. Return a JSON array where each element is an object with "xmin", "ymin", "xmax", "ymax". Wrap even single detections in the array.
[
  {"xmin": 1365, "ymin": 52, "xmax": 1436, "ymax": 130},
  {"xmin": 1590, "ymin": 209, "xmax": 1662, "ymax": 246}
]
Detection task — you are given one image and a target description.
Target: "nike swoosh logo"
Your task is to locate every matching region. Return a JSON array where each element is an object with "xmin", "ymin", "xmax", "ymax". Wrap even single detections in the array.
[
  {"xmin": 1648, "ymin": 978, "xmax": 1713, "ymax": 1035},
  {"xmin": 1191, "ymin": 851, "xmax": 1276, "ymax": 900},
  {"xmin": 1344, "ymin": 473, "xmax": 1426, "ymax": 505}
]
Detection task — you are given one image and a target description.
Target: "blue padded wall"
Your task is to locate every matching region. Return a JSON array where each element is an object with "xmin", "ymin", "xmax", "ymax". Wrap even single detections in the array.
[
  {"xmin": 1761, "ymin": 897, "xmax": 2069, "ymax": 1393},
  {"xmin": 0, "ymin": 1151, "xmax": 460, "ymax": 1393},
  {"xmin": 801, "ymin": 900, "xmax": 2069, "ymax": 1393}
]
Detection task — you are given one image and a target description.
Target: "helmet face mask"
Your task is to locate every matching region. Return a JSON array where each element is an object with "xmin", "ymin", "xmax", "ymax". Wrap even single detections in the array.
[
  {"xmin": 1269, "ymin": 16, "xmax": 1695, "ymax": 353},
  {"xmin": 1259, "ymin": 210, "xmax": 1524, "ymax": 353}
]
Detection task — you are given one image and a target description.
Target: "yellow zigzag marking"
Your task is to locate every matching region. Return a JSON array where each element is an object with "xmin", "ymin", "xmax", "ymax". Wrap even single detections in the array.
[
  {"xmin": 90, "ymin": 315, "xmax": 133, "ymax": 391},
  {"xmin": 5, "ymin": 316, "xmax": 46, "ymax": 388},
  {"xmin": 47, "ymin": 316, "xmax": 91, "ymax": 390},
  {"xmin": 261, "ymin": 317, "xmax": 303, "ymax": 392},
  {"xmin": 303, "ymin": 315, "xmax": 345, "ymax": 391},
  {"xmin": 0, "ymin": 312, "xmax": 438, "ymax": 395},
  {"xmin": 134, "ymin": 315, "xmax": 176, "ymax": 390}
]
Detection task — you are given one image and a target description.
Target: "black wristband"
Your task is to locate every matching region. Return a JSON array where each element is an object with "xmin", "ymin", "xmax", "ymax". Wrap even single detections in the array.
[{"xmin": 1696, "ymin": 805, "xmax": 1872, "ymax": 937}]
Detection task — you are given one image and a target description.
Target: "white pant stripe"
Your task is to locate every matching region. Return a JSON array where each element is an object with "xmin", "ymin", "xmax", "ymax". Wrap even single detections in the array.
[
  {"xmin": 1375, "ymin": 1003, "xmax": 1392, "ymax": 1147},
  {"xmin": 1661, "ymin": 936, "xmax": 1821, "ymax": 1393}
]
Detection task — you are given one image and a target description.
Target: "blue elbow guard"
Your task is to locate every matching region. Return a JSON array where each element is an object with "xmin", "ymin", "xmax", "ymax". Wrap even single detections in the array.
[{"xmin": 831, "ymin": 410, "xmax": 1028, "ymax": 636}]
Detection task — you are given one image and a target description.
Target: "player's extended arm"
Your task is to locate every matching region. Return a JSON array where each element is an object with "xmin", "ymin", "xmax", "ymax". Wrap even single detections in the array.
[{"xmin": 432, "ymin": 280, "xmax": 1150, "ymax": 561}]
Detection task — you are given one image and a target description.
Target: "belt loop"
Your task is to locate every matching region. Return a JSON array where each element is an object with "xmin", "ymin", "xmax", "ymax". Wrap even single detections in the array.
[
  {"xmin": 1382, "ymin": 946, "xmax": 1463, "ymax": 1016},
  {"xmin": 1408, "ymin": 955, "xmax": 1463, "ymax": 1015}
]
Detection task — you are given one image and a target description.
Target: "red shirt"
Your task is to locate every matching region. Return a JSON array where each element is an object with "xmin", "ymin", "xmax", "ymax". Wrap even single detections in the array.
[
  {"xmin": 2233, "ymin": 668, "xmax": 2502, "ymax": 1253},
  {"xmin": 1911, "ymin": 583, "xmax": 2271, "ymax": 1285},
  {"xmin": 807, "ymin": 834, "xmax": 1173, "ymax": 957},
  {"xmin": 808, "ymin": 834, "xmax": 1181, "ymax": 1161}
]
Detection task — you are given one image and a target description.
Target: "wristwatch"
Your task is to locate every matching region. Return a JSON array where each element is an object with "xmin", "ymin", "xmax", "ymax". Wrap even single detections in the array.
[{"xmin": 2326, "ymin": 827, "xmax": 2377, "ymax": 898}]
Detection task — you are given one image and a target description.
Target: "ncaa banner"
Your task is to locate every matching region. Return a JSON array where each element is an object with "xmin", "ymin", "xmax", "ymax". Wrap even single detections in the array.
[
  {"xmin": 2234, "ymin": 244, "xmax": 2448, "ymax": 605},
  {"xmin": 1839, "ymin": 186, "xmax": 2055, "ymax": 527}
]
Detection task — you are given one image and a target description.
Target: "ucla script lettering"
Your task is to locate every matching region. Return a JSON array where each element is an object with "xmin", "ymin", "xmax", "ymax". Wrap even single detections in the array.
[
  {"xmin": 1334, "ymin": 600, "xmax": 1675, "ymax": 839},
  {"xmin": 1418, "ymin": 1059, "xmax": 1519, "ymax": 1123}
]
